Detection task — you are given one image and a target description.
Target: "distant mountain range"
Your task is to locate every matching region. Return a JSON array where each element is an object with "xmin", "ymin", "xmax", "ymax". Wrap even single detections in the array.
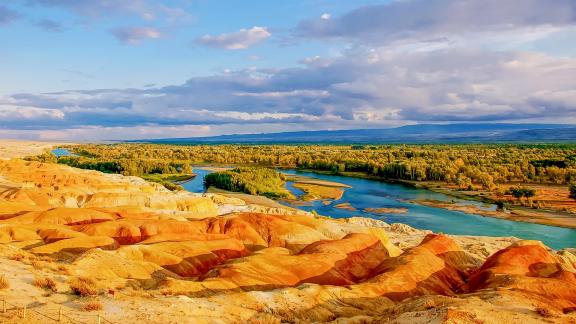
[{"xmin": 133, "ymin": 123, "xmax": 576, "ymax": 144}]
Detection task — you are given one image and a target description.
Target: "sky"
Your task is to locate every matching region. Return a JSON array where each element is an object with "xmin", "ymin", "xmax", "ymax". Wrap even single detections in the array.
[{"xmin": 0, "ymin": 0, "xmax": 575, "ymax": 140}]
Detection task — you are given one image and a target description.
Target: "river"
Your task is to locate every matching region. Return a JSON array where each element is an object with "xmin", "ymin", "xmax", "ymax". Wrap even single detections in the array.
[{"xmin": 183, "ymin": 167, "xmax": 576, "ymax": 250}]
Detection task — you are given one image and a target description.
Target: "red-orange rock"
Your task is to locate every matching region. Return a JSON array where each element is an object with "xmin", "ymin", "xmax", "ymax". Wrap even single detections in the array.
[
  {"xmin": 467, "ymin": 240, "xmax": 576, "ymax": 311},
  {"xmin": 197, "ymin": 232, "xmax": 396, "ymax": 290},
  {"xmin": 350, "ymin": 234, "xmax": 470, "ymax": 301}
]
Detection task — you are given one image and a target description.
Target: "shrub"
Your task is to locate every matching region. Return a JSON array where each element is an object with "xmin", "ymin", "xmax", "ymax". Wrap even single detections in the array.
[
  {"xmin": 34, "ymin": 276, "xmax": 57, "ymax": 292},
  {"xmin": 0, "ymin": 275, "xmax": 9, "ymax": 290},
  {"xmin": 9, "ymin": 253, "xmax": 25, "ymax": 261},
  {"xmin": 423, "ymin": 299, "xmax": 437, "ymax": 310},
  {"xmin": 159, "ymin": 181, "xmax": 184, "ymax": 191},
  {"xmin": 508, "ymin": 186, "xmax": 536, "ymax": 199},
  {"xmin": 570, "ymin": 184, "xmax": 576, "ymax": 200},
  {"xmin": 69, "ymin": 277, "xmax": 98, "ymax": 296},
  {"xmin": 535, "ymin": 306, "xmax": 555, "ymax": 318},
  {"xmin": 80, "ymin": 301, "xmax": 103, "ymax": 312},
  {"xmin": 31, "ymin": 260, "xmax": 43, "ymax": 270}
]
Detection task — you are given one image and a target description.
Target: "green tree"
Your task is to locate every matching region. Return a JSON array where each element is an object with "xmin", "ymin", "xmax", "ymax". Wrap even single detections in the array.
[
  {"xmin": 455, "ymin": 174, "xmax": 472, "ymax": 190},
  {"xmin": 509, "ymin": 186, "xmax": 536, "ymax": 199}
]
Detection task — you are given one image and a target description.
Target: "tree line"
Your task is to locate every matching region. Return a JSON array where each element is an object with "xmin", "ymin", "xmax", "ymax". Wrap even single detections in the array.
[{"xmin": 31, "ymin": 143, "xmax": 576, "ymax": 196}]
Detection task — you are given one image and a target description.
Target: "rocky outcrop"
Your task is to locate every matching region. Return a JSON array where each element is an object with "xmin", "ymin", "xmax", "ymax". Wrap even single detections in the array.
[
  {"xmin": 0, "ymin": 159, "xmax": 219, "ymax": 217},
  {"xmin": 466, "ymin": 240, "xmax": 576, "ymax": 311},
  {"xmin": 196, "ymin": 233, "xmax": 396, "ymax": 290},
  {"xmin": 0, "ymin": 159, "xmax": 575, "ymax": 323}
]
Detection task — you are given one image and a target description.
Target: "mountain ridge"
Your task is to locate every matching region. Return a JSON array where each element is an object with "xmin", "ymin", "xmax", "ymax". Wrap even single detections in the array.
[{"xmin": 131, "ymin": 123, "xmax": 576, "ymax": 144}]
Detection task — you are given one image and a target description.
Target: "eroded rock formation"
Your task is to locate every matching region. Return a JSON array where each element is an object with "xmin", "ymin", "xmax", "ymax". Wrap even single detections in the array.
[{"xmin": 0, "ymin": 159, "xmax": 574, "ymax": 323}]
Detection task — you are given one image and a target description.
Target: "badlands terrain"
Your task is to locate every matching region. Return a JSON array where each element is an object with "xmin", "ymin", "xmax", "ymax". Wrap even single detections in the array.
[{"xmin": 0, "ymin": 145, "xmax": 574, "ymax": 323}]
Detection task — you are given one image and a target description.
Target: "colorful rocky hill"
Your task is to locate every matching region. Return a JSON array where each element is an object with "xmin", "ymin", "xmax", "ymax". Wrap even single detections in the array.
[{"xmin": 0, "ymin": 158, "xmax": 575, "ymax": 323}]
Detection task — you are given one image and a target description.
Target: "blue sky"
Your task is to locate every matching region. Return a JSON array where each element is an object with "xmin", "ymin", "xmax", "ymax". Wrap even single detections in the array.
[{"xmin": 1, "ymin": 0, "xmax": 575, "ymax": 140}]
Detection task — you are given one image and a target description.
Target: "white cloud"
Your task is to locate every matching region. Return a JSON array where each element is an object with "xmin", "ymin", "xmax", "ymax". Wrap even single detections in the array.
[
  {"xmin": 111, "ymin": 27, "xmax": 162, "ymax": 45},
  {"xmin": 197, "ymin": 26, "xmax": 271, "ymax": 50},
  {"xmin": 234, "ymin": 90, "xmax": 329, "ymax": 98},
  {"xmin": 0, "ymin": 105, "xmax": 65, "ymax": 120}
]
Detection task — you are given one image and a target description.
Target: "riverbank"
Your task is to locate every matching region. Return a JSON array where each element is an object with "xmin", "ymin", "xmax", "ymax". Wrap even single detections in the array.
[
  {"xmin": 412, "ymin": 199, "xmax": 576, "ymax": 229},
  {"xmin": 290, "ymin": 168, "xmax": 576, "ymax": 230},
  {"xmin": 0, "ymin": 140, "xmax": 75, "ymax": 159},
  {"xmin": 406, "ymin": 182, "xmax": 576, "ymax": 230},
  {"xmin": 142, "ymin": 173, "xmax": 195, "ymax": 184}
]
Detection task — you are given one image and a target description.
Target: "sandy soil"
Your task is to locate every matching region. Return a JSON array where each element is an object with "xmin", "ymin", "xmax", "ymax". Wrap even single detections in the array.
[
  {"xmin": 292, "ymin": 182, "xmax": 345, "ymax": 201},
  {"xmin": 334, "ymin": 202, "xmax": 357, "ymax": 211},
  {"xmin": 207, "ymin": 186, "xmax": 293, "ymax": 209},
  {"xmin": 0, "ymin": 140, "xmax": 73, "ymax": 160},
  {"xmin": 286, "ymin": 174, "xmax": 351, "ymax": 188},
  {"xmin": 410, "ymin": 183, "xmax": 576, "ymax": 229},
  {"xmin": 364, "ymin": 207, "xmax": 409, "ymax": 214}
]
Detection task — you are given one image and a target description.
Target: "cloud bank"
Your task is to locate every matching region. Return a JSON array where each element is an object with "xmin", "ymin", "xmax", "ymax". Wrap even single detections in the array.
[
  {"xmin": 297, "ymin": 0, "xmax": 576, "ymax": 43},
  {"xmin": 2, "ymin": 0, "xmax": 576, "ymax": 140},
  {"xmin": 2, "ymin": 47, "xmax": 575, "ymax": 138}
]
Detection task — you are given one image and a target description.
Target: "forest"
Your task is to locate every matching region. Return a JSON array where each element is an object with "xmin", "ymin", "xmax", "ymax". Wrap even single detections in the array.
[{"xmin": 34, "ymin": 143, "xmax": 576, "ymax": 195}]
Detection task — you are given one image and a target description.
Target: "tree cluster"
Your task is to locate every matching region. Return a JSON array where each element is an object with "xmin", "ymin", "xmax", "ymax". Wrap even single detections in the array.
[{"xmin": 204, "ymin": 167, "xmax": 290, "ymax": 198}]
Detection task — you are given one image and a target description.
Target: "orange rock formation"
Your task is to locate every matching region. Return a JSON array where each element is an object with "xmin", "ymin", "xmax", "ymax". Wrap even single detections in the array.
[{"xmin": 0, "ymin": 158, "xmax": 574, "ymax": 323}]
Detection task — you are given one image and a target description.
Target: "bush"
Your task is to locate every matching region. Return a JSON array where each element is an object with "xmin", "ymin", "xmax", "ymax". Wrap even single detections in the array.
[
  {"xmin": 80, "ymin": 301, "xmax": 103, "ymax": 312},
  {"xmin": 69, "ymin": 277, "xmax": 98, "ymax": 296},
  {"xmin": 159, "ymin": 181, "xmax": 184, "ymax": 191},
  {"xmin": 570, "ymin": 184, "xmax": 576, "ymax": 200},
  {"xmin": 0, "ymin": 274, "xmax": 9, "ymax": 290},
  {"xmin": 423, "ymin": 299, "xmax": 437, "ymax": 310},
  {"xmin": 508, "ymin": 186, "xmax": 536, "ymax": 199},
  {"xmin": 34, "ymin": 276, "xmax": 57, "ymax": 292},
  {"xmin": 9, "ymin": 253, "xmax": 25, "ymax": 261},
  {"xmin": 535, "ymin": 306, "xmax": 555, "ymax": 318}
]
